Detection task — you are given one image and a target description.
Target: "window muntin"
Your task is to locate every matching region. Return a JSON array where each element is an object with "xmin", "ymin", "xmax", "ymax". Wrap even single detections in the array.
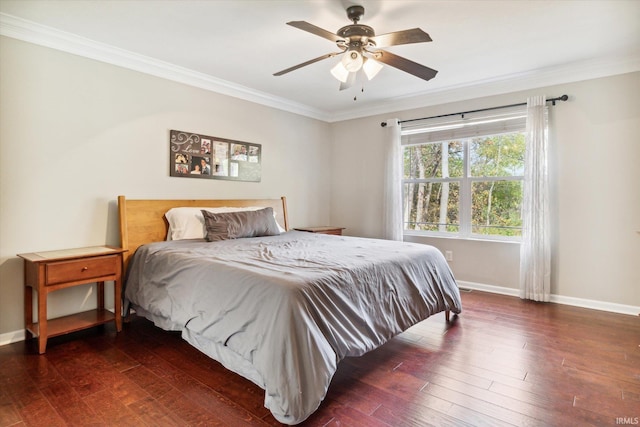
[{"xmin": 402, "ymin": 131, "xmax": 525, "ymax": 239}]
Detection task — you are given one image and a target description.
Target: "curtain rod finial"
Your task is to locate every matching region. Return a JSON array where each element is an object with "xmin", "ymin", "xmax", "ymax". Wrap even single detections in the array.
[{"xmin": 552, "ymin": 94, "xmax": 569, "ymax": 105}]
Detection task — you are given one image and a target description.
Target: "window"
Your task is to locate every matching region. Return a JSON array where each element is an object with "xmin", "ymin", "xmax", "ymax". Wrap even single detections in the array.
[{"xmin": 401, "ymin": 110, "xmax": 526, "ymax": 240}]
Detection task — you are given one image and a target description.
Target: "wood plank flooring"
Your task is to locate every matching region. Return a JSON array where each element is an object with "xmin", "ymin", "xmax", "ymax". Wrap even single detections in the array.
[{"xmin": 1, "ymin": 290, "xmax": 638, "ymax": 426}]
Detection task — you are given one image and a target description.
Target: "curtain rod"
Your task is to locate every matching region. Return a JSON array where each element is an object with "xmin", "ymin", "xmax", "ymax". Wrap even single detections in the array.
[{"xmin": 380, "ymin": 95, "xmax": 569, "ymax": 127}]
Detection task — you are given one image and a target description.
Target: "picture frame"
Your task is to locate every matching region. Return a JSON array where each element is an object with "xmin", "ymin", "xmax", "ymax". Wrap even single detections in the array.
[{"xmin": 169, "ymin": 130, "xmax": 261, "ymax": 182}]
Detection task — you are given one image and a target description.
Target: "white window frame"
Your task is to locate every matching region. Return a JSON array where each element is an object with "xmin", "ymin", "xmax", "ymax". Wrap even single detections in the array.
[{"xmin": 401, "ymin": 108, "xmax": 527, "ymax": 242}]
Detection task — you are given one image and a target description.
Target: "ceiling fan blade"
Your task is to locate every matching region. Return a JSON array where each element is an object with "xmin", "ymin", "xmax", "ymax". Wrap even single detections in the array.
[
  {"xmin": 370, "ymin": 28, "xmax": 432, "ymax": 48},
  {"xmin": 287, "ymin": 21, "xmax": 343, "ymax": 43},
  {"xmin": 273, "ymin": 52, "xmax": 340, "ymax": 76},
  {"xmin": 374, "ymin": 49, "xmax": 438, "ymax": 81}
]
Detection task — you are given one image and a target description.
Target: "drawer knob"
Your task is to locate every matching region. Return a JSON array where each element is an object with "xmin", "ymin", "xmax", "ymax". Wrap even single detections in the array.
[{"xmin": 81, "ymin": 266, "xmax": 88, "ymax": 271}]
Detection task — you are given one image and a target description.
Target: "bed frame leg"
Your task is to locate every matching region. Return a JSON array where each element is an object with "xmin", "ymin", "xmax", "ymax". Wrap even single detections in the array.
[{"xmin": 445, "ymin": 310, "xmax": 450, "ymax": 322}]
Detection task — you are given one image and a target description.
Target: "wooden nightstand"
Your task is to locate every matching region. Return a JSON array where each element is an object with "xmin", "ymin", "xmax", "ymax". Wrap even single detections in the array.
[
  {"xmin": 18, "ymin": 245, "xmax": 127, "ymax": 354},
  {"xmin": 294, "ymin": 226, "xmax": 345, "ymax": 236}
]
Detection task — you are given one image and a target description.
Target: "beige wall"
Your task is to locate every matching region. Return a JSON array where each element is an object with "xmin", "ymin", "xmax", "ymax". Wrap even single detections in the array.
[
  {"xmin": 1, "ymin": 35, "xmax": 638, "ymax": 340},
  {"xmin": 0, "ymin": 37, "xmax": 332, "ymax": 337},
  {"xmin": 331, "ymin": 72, "xmax": 640, "ymax": 308}
]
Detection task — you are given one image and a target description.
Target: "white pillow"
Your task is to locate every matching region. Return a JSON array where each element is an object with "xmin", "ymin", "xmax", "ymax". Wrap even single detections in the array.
[{"xmin": 165, "ymin": 206, "xmax": 285, "ymax": 240}]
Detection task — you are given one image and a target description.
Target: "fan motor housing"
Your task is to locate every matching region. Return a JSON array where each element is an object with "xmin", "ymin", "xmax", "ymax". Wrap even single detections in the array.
[{"xmin": 337, "ymin": 24, "xmax": 376, "ymax": 47}]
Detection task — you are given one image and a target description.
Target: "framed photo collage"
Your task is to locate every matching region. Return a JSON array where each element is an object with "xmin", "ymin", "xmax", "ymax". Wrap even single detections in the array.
[{"xmin": 170, "ymin": 129, "xmax": 261, "ymax": 182}]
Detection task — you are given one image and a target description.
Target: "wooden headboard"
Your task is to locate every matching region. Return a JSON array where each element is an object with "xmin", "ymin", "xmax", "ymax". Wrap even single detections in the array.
[{"xmin": 117, "ymin": 195, "xmax": 288, "ymax": 268}]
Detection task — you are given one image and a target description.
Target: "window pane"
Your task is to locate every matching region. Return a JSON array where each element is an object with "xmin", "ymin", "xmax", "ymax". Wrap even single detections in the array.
[
  {"xmin": 403, "ymin": 181, "xmax": 460, "ymax": 232},
  {"xmin": 471, "ymin": 180, "xmax": 523, "ymax": 236},
  {"xmin": 403, "ymin": 141, "xmax": 463, "ymax": 179},
  {"xmin": 469, "ymin": 133, "xmax": 525, "ymax": 177}
]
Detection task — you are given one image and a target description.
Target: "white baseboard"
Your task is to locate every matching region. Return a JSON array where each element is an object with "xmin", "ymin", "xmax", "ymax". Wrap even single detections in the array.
[
  {"xmin": 548, "ymin": 294, "xmax": 640, "ymax": 316},
  {"xmin": 457, "ymin": 280, "xmax": 520, "ymax": 297},
  {"xmin": 458, "ymin": 280, "xmax": 640, "ymax": 316},
  {"xmin": 2, "ymin": 285, "xmax": 637, "ymax": 347},
  {"xmin": 0, "ymin": 329, "xmax": 25, "ymax": 347}
]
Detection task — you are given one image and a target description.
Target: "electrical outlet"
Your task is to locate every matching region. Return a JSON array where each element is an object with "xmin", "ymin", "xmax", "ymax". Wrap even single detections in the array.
[{"xmin": 445, "ymin": 250, "xmax": 453, "ymax": 262}]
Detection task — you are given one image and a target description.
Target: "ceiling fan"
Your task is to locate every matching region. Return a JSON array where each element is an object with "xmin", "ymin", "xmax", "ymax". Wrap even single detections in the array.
[{"xmin": 273, "ymin": 5, "xmax": 438, "ymax": 90}]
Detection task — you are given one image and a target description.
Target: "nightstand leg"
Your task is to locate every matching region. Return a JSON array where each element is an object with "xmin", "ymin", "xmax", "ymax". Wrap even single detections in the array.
[
  {"xmin": 97, "ymin": 281, "xmax": 104, "ymax": 310},
  {"xmin": 114, "ymin": 278, "xmax": 122, "ymax": 332},
  {"xmin": 24, "ymin": 286, "xmax": 33, "ymax": 337},
  {"xmin": 37, "ymin": 288, "xmax": 47, "ymax": 354}
]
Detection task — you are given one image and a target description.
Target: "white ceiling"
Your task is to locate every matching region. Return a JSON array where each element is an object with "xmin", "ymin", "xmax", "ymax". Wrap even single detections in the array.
[{"xmin": 1, "ymin": 0, "xmax": 638, "ymax": 122}]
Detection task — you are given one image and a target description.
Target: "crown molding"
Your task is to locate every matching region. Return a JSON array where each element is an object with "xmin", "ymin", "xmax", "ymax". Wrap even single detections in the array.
[
  {"xmin": 327, "ymin": 53, "xmax": 640, "ymax": 122},
  {"xmin": 0, "ymin": 13, "xmax": 331, "ymax": 122},
  {"xmin": 2, "ymin": 12, "xmax": 638, "ymax": 124}
]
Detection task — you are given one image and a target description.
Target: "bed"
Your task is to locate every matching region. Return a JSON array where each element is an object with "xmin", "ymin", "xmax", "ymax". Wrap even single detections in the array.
[{"xmin": 118, "ymin": 195, "xmax": 462, "ymax": 424}]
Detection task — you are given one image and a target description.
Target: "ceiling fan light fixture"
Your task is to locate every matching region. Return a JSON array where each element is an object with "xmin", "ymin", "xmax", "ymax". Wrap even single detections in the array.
[
  {"xmin": 330, "ymin": 61, "xmax": 350, "ymax": 82},
  {"xmin": 341, "ymin": 49, "xmax": 363, "ymax": 72},
  {"xmin": 363, "ymin": 57, "xmax": 383, "ymax": 80}
]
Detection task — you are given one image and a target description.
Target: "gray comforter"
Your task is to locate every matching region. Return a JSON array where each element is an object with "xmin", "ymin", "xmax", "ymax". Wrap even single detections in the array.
[{"xmin": 124, "ymin": 231, "xmax": 462, "ymax": 424}]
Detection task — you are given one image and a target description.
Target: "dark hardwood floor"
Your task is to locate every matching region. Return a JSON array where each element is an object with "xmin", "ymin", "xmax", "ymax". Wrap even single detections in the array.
[{"xmin": 1, "ymin": 290, "xmax": 638, "ymax": 426}]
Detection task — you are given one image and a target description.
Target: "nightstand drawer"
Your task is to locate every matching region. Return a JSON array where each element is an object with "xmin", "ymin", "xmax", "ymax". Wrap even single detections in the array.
[{"xmin": 46, "ymin": 255, "xmax": 118, "ymax": 285}]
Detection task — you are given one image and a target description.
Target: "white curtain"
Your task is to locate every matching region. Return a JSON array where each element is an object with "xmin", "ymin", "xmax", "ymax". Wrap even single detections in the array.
[
  {"xmin": 382, "ymin": 118, "xmax": 403, "ymax": 241},
  {"xmin": 520, "ymin": 96, "xmax": 550, "ymax": 301}
]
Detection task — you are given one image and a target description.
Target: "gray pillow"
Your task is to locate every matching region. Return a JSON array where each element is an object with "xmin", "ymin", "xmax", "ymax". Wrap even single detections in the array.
[{"xmin": 201, "ymin": 207, "xmax": 281, "ymax": 242}]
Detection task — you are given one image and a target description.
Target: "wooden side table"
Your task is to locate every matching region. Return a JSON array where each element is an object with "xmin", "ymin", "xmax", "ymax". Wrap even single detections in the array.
[
  {"xmin": 294, "ymin": 226, "xmax": 345, "ymax": 236},
  {"xmin": 18, "ymin": 245, "xmax": 127, "ymax": 354}
]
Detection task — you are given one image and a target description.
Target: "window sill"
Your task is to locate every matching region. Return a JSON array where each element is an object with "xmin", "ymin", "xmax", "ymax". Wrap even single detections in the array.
[{"xmin": 403, "ymin": 231, "xmax": 521, "ymax": 245}]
